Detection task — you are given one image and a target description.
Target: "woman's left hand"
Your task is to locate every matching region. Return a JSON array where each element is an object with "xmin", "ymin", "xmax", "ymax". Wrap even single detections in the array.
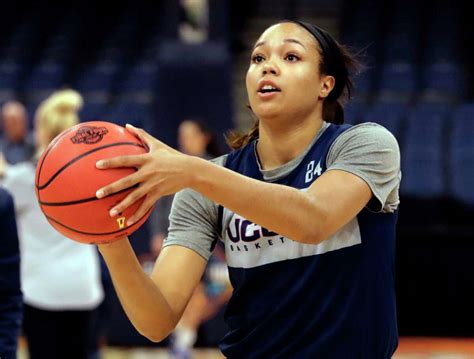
[{"xmin": 95, "ymin": 124, "xmax": 194, "ymax": 226}]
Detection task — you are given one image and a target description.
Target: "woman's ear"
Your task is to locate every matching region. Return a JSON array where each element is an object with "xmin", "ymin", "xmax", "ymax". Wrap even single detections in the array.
[{"xmin": 319, "ymin": 75, "xmax": 335, "ymax": 98}]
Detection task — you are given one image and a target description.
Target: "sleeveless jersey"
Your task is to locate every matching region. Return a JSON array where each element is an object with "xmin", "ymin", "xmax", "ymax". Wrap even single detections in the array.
[{"xmin": 218, "ymin": 124, "xmax": 398, "ymax": 358}]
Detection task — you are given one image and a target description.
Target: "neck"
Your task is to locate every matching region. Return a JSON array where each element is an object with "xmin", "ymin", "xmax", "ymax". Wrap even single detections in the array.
[{"xmin": 256, "ymin": 114, "xmax": 323, "ymax": 170}]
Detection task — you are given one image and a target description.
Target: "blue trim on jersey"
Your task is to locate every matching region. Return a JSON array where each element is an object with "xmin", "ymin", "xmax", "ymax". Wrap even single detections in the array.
[{"xmin": 218, "ymin": 124, "xmax": 398, "ymax": 358}]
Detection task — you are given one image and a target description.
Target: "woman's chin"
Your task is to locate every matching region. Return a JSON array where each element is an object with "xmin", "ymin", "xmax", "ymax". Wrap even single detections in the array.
[{"xmin": 253, "ymin": 104, "xmax": 284, "ymax": 120}]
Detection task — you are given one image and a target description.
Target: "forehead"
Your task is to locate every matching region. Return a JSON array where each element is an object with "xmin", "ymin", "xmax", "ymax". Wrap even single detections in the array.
[
  {"xmin": 180, "ymin": 121, "xmax": 199, "ymax": 131},
  {"xmin": 255, "ymin": 22, "xmax": 318, "ymax": 49}
]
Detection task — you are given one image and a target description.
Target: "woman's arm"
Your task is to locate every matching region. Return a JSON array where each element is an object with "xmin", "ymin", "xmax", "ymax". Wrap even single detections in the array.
[
  {"xmin": 191, "ymin": 161, "xmax": 371, "ymax": 244},
  {"xmin": 98, "ymin": 238, "xmax": 207, "ymax": 342},
  {"xmin": 96, "ymin": 125, "xmax": 372, "ymax": 244}
]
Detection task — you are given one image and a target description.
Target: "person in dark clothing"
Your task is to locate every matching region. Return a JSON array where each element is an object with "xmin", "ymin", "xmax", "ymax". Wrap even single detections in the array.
[{"xmin": 0, "ymin": 187, "xmax": 22, "ymax": 359}]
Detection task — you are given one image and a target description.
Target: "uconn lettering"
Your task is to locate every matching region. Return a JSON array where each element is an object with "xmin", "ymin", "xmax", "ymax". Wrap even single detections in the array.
[{"xmin": 226, "ymin": 216, "xmax": 286, "ymax": 251}]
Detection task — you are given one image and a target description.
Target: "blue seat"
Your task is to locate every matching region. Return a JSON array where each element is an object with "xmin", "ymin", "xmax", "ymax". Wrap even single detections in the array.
[
  {"xmin": 401, "ymin": 156, "xmax": 444, "ymax": 199},
  {"xmin": 383, "ymin": 0, "xmax": 422, "ymax": 58},
  {"xmin": 377, "ymin": 62, "xmax": 417, "ymax": 102},
  {"xmin": 407, "ymin": 103, "xmax": 450, "ymax": 128},
  {"xmin": 104, "ymin": 102, "xmax": 150, "ymax": 128},
  {"xmin": 0, "ymin": 62, "xmax": 23, "ymax": 91},
  {"xmin": 352, "ymin": 69, "xmax": 375, "ymax": 102},
  {"xmin": 421, "ymin": 62, "xmax": 465, "ymax": 103},
  {"xmin": 401, "ymin": 113, "xmax": 445, "ymax": 199},
  {"xmin": 23, "ymin": 61, "xmax": 65, "ymax": 91},
  {"xmin": 118, "ymin": 63, "xmax": 158, "ymax": 92},
  {"xmin": 424, "ymin": 4, "xmax": 462, "ymax": 63},
  {"xmin": 449, "ymin": 116, "xmax": 474, "ymax": 206},
  {"xmin": 344, "ymin": 100, "xmax": 366, "ymax": 125},
  {"xmin": 80, "ymin": 103, "xmax": 107, "ymax": 122},
  {"xmin": 383, "ymin": 31, "xmax": 418, "ymax": 63},
  {"xmin": 341, "ymin": 1, "xmax": 381, "ymax": 55},
  {"xmin": 153, "ymin": 41, "xmax": 233, "ymax": 148},
  {"xmin": 75, "ymin": 63, "xmax": 119, "ymax": 93},
  {"xmin": 450, "ymin": 105, "xmax": 474, "ymax": 163},
  {"xmin": 361, "ymin": 103, "xmax": 407, "ymax": 139},
  {"xmin": 451, "ymin": 103, "xmax": 474, "ymax": 126}
]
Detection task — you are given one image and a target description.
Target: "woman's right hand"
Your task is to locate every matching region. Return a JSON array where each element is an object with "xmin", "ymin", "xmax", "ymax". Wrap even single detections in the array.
[{"xmin": 95, "ymin": 124, "xmax": 198, "ymax": 226}]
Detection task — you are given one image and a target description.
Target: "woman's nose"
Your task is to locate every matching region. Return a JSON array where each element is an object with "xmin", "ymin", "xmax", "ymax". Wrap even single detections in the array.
[{"xmin": 262, "ymin": 61, "xmax": 279, "ymax": 75}]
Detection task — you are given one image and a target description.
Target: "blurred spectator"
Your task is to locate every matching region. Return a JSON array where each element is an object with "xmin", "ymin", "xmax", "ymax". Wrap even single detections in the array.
[
  {"xmin": 149, "ymin": 119, "xmax": 223, "ymax": 246},
  {"xmin": 179, "ymin": 0, "xmax": 209, "ymax": 43},
  {"xmin": 0, "ymin": 187, "xmax": 22, "ymax": 359},
  {"xmin": 146, "ymin": 119, "xmax": 231, "ymax": 359},
  {"xmin": 0, "ymin": 90, "xmax": 104, "ymax": 359},
  {"xmin": 0, "ymin": 101, "xmax": 35, "ymax": 165}
]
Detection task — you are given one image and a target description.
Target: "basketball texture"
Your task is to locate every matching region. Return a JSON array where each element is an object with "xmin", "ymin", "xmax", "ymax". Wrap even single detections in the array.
[{"xmin": 35, "ymin": 121, "xmax": 152, "ymax": 244}]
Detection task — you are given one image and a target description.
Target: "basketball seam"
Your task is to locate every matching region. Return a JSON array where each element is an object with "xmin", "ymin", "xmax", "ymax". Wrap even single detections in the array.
[
  {"xmin": 36, "ymin": 127, "xmax": 76, "ymax": 195},
  {"xmin": 37, "ymin": 142, "xmax": 145, "ymax": 190},
  {"xmin": 45, "ymin": 206, "xmax": 153, "ymax": 236},
  {"xmin": 39, "ymin": 184, "xmax": 138, "ymax": 206}
]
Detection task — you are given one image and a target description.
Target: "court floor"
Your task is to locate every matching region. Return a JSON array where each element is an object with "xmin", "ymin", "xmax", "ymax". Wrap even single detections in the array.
[{"xmin": 17, "ymin": 337, "xmax": 474, "ymax": 358}]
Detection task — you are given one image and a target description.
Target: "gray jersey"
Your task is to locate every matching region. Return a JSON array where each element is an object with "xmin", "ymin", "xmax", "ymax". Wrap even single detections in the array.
[{"xmin": 163, "ymin": 122, "xmax": 401, "ymax": 260}]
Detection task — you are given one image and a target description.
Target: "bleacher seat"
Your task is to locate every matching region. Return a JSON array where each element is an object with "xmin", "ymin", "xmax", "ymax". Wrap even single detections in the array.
[
  {"xmin": 343, "ymin": 100, "xmax": 366, "ymax": 125},
  {"xmin": 75, "ymin": 63, "xmax": 120, "ymax": 93},
  {"xmin": 421, "ymin": 62, "xmax": 466, "ymax": 103},
  {"xmin": 377, "ymin": 62, "xmax": 417, "ymax": 103},
  {"xmin": 401, "ymin": 109, "xmax": 445, "ymax": 199},
  {"xmin": 23, "ymin": 61, "xmax": 65, "ymax": 91},
  {"xmin": 0, "ymin": 62, "xmax": 23, "ymax": 92},
  {"xmin": 449, "ymin": 104, "xmax": 474, "ymax": 206},
  {"xmin": 360, "ymin": 102, "xmax": 407, "ymax": 139},
  {"xmin": 153, "ymin": 41, "xmax": 233, "ymax": 148}
]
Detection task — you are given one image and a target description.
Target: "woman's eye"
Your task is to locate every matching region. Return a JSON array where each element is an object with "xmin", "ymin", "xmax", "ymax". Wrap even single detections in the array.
[
  {"xmin": 285, "ymin": 54, "xmax": 299, "ymax": 62},
  {"xmin": 252, "ymin": 55, "xmax": 265, "ymax": 63}
]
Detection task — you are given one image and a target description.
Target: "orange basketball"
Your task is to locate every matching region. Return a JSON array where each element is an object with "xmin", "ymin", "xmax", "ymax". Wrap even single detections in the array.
[{"xmin": 35, "ymin": 121, "xmax": 153, "ymax": 244}]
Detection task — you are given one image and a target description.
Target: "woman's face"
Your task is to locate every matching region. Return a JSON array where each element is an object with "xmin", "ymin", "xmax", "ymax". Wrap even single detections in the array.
[
  {"xmin": 246, "ymin": 22, "xmax": 331, "ymax": 122},
  {"xmin": 178, "ymin": 120, "xmax": 209, "ymax": 156}
]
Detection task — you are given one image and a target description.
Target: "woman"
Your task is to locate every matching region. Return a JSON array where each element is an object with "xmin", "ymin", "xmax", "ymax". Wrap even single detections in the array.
[
  {"xmin": 1, "ymin": 90, "xmax": 104, "ymax": 359},
  {"xmin": 96, "ymin": 20, "xmax": 400, "ymax": 358}
]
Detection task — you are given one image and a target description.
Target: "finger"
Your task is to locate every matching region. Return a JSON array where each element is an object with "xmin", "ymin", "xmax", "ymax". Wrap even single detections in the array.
[
  {"xmin": 96, "ymin": 172, "xmax": 141, "ymax": 199},
  {"xmin": 126, "ymin": 194, "xmax": 158, "ymax": 226},
  {"xmin": 96, "ymin": 154, "xmax": 145, "ymax": 169},
  {"xmin": 126, "ymin": 124, "xmax": 171, "ymax": 152},
  {"xmin": 108, "ymin": 184, "xmax": 149, "ymax": 216},
  {"xmin": 125, "ymin": 124, "xmax": 155, "ymax": 149}
]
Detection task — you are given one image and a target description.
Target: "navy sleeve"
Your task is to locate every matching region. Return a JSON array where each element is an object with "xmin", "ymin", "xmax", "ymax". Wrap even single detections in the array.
[{"xmin": 0, "ymin": 188, "xmax": 23, "ymax": 359}]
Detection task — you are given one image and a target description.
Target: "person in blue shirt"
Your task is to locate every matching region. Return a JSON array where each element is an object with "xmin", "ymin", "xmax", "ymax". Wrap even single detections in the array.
[
  {"xmin": 95, "ymin": 20, "xmax": 401, "ymax": 358},
  {"xmin": 0, "ymin": 187, "xmax": 22, "ymax": 359},
  {"xmin": 0, "ymin": 101, "xmax": 34, "ymax": 165}
]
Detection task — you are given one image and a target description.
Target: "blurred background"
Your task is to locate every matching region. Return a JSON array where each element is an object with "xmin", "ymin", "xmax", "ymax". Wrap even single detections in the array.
[{"xmin": 1, "ymin": 0, "xmax": 473, "ymax": 358}]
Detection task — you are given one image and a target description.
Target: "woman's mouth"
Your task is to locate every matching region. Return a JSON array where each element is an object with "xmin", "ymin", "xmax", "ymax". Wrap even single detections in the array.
[{"xmin": 257, "ymin": 84, "xmax": 281, "ymax": 99}]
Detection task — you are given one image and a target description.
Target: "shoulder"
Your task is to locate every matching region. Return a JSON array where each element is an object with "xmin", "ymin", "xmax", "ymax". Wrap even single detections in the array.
[
  {"xmin": 329, "ymin": 122, "xmax": 400, "ymax": 159},
  {"xmin": 339, "ymin": 122, "xmax": 397, "ymax": 143}
]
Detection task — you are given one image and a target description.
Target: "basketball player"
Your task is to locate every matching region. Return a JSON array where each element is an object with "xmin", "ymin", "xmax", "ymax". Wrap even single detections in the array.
[
  {"xmin": 1, "ymin": 90, "xmax": 103, "ymax": 359},
  {"xmin": 96, "ymin": 21, "xmax": 401, "ymax": 358}
]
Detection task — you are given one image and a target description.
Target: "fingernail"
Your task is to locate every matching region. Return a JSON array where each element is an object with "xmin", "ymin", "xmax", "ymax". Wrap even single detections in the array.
[
  {"xmin": 96, "ymin": 161, "xmax": 104, "ymax": 169},
  {"xmin": 126, "ymin": 123, "xmax": 136, "ymax": 129},
  {"xmin": 96, "ymin": 190, "xmax": 104, "ymax": 198},
  {"xmin": 127, "ymin": 218, "xmax": 134, "ymax": 226},
  {"xmin": 110, "ymin": 209, "xmax": 118, "ymax": 217}
]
